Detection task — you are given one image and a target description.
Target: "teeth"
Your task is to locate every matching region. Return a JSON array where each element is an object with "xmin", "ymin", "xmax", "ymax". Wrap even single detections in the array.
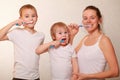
[
  {"xmin": 23, "ymin": 21, "xmax": 33, "ymax": 24},
  {"xmin": 26, "ymin": 21, "xmax": 33, "ymax": 24},
  {"xmin": 84, "ymin": 25, "xmax": 92, "ymax": 28}
]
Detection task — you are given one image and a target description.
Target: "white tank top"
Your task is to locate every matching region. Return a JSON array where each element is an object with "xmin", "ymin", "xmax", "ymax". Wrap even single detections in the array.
[{"xmin": 77, "ymin": 34, "xmax": 106, "ymax": 80}]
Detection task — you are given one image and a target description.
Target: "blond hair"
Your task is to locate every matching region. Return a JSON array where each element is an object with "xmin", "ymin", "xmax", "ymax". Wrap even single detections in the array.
[
  {"xmin": 19, "ymin": 4, "xmax": 38, "ymax": 17},
  {"xmin": 50, "ymin": 22, "xmax": 70, "ymax": 41}
]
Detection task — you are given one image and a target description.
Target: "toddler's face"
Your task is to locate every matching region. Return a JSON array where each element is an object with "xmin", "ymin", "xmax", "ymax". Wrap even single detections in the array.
[
  {"xmin": 55, "ymin": 27, "xmax": 69, "ymax": 46},
  {"xmin": 20, "ymin": 9, "xmax": 38, "ymax": 28}
]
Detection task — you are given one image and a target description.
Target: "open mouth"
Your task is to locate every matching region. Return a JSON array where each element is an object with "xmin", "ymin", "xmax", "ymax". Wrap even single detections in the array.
[{"xmin": 61, "ymin": 38, "xmax": 66, "ymax": 43}]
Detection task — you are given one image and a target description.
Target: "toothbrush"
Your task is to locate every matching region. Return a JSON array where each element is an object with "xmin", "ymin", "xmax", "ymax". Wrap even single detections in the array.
[
  {"xmin": 79, "ymin": 24, "xmax": 91, "ymax": 28},
  {"xmin": 49, "ymin": 39, "xmax": 64, "ymax": 48},
  {"xmin": 16, "ymin": 21, "xmax": 33, "ymax": 26},
  {"xmin": 79, "ymin": 25, "xmax": 84, "ymax": 27}
]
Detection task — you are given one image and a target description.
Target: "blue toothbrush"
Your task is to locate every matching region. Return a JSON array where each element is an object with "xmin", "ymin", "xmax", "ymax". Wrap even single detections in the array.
[
  {"xmin": 15, "ymin": 21, "xmax": 33, "ymax": 26},
  {"xmin": 15, "ymin": 22, "xmax": 25, "ymax": 26},
  {"xmin": 49, "ymin": 39, "xmax": 64, "ymax": 48},
  {"xmin": 79, "ymin": 24, "xmax": 91, "ymax": 28}
]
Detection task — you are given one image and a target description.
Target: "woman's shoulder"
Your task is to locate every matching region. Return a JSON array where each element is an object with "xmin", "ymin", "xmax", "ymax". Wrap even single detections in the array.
[
  {"xmin": 100, "ymin": 34, "xmax": 112, "ymax": 48},
  {"xmin": 101, "ymin": 34, "xmax": 111, "ymax": 43}
]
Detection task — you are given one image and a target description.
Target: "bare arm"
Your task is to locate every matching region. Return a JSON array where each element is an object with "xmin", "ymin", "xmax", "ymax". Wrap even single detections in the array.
[
  {"xmin": 71, "ymin": 57, "xmax": 79, "ymax": 79},
  {"xmin": 0, "ymin": 19, "xmax": 23, "ymax": 41},
  {"xmin": 96, "ymin": 36, "xmax": 119, "ymax": 78},
  {"xmin": 36, "ymin": 40, "xmax": 61, "ymax": 55}
]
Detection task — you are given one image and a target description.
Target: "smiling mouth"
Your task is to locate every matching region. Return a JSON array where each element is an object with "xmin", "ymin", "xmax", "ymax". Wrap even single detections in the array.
[
  {"xmin": 24, "ymin": 21, "xmax": 33, "ymax": 24},
  {"xmin": 84, "ymin": 24, "xmax": 92, "ymax": 28}
]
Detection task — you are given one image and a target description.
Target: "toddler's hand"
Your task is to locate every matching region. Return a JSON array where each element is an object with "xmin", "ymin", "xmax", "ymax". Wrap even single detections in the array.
[{"xmin": 50, "ymin": 40, "xmax": 61, "ymax": 48}]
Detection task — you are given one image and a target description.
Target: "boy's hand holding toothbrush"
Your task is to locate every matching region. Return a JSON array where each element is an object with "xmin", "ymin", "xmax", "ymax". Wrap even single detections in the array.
[{"xmin": 15, "ymin": 19, "xmax": 33, "ymax": 26}]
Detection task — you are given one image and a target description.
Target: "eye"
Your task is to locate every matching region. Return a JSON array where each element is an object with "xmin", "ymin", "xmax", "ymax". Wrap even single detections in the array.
[
  {"xmin": 32, "ymin": 15, "xmax": 36, "ymax": 17},
  {"xmin": 91, "ymin": 16, "xmax": 95, "ymax": 19},
  {"xmin": 83, "ymin": 17, "xmax": 87, "ymax": 20},
  {"xmin": 64, "ymin": 31, "xmax": 68, "ymax": 34},
  {"xmin": 25, "ymin": 16, "xmax": 29, "ymax": 18},
  {"xmin": 58, "ymin": 32, "xmax": 62, "ymax": 34}
]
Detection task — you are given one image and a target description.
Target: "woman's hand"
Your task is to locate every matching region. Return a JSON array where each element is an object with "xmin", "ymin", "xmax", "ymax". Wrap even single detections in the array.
[
  {"xmin": 68, "ymin": 23, "xmax": 79, "ymax": 37},
  {"xmin": 68, "ymin": 23, "xmax": 79, "ymax": 44},
  {"xmin": 77, "ymin": 73, "xmax": 88, "ymax": 80}
]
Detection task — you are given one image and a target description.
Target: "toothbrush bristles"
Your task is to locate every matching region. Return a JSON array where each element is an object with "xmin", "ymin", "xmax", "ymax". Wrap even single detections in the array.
[{"xmin": 79, "ymin": 25, "xmax": 83, "ymax": 27}]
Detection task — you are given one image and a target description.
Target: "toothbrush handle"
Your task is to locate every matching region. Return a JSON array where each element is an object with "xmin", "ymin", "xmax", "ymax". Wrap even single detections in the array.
[
  {"xmin": 49, "ymin": 39, "xmax": 64, "ymax": 48},
  {"xmin": 16, "ymin": 23, "xmax": 20, "ymax": 26},
  {"xmin": 15, "ymin": 22, "xmax": 25, "ymax": 26}
]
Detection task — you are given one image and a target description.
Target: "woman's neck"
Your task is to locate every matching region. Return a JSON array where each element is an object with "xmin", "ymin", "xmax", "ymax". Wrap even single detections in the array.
[{"xmin": 88, "ymin": 30, "xmax": 102, "ymax": 38}]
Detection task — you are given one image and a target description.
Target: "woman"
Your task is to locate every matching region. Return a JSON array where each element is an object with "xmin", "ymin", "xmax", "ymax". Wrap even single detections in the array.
[{"xmin": 70, "ymin": 5, "xmax": 119, "ymax": 80}]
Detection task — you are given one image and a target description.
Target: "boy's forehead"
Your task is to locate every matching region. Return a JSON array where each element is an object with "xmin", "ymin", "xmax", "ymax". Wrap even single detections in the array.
[{"xmin": 21, "ymin": 9, "xmax": 37, "ymax": 15}]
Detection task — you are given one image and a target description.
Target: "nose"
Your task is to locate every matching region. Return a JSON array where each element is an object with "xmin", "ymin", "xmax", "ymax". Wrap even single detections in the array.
[
  {"xmin": 86, "ymin": 18, "xmax": 91, "ymax": 23},
  {"xmin": 62, "ymin": 33, "xmax": 67, "ymax": 38},
  {"xmin": 30, "ymin": 18, "xmax": 33, "ymax": 21},
  {"xmin": 29, "ymin": 16, "xmax": 33, "ymax": 21}
]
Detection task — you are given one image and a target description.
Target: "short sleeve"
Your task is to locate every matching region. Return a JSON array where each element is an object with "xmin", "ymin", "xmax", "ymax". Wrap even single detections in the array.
[
  {"xmin": 69, "ymin": 44, "xmax": 77, "ymax": 58},
  {"xmin": 7, "ymin": 28, "xmax": 18, "ymax": 41}
]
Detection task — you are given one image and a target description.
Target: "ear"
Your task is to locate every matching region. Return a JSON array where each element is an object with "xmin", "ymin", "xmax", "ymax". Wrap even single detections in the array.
[
  {"xmin": 19, "ymin": 16, "xmax": 23, "ymax": 19},
  {"xmin": 52, "ymin": 35, "xmax": 56, "ymax": 41},
  {"xmin": 99, "ymin": 17, "xmax": 102, "ymax": 24}
]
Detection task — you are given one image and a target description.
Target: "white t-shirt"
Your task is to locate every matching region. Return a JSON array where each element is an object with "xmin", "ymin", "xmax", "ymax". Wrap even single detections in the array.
[
  {"xmin": 7, "ymin": 28, "xmax": 45, "ymax": 79},
  {"xmin": 49, "ymin": 44, "xmax": 76, "ymax": 80}
]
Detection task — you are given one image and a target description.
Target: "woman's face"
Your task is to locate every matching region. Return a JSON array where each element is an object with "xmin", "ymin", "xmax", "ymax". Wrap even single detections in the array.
[{"xmin": 82, "ymin": 9, "xmax": 101, "ymax": 32}]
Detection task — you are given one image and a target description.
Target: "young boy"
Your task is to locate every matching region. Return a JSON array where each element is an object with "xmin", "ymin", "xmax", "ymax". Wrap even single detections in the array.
[
  {"xmin": 0, "ymin": 4, "xmax": 45, "ymax": 80},
  {"xmin": 36, "ymin": 22, "xmax": 78, "ymax": 80}
]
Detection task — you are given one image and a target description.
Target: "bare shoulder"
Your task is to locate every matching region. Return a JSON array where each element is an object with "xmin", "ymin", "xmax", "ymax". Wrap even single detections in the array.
[
  {"xmin": 100, "ymin": 34, "xmax": 113, "ymax": 50},
  {"xmin": 100, "ymin": 34, "xmax": 111, "ymax": 44}
]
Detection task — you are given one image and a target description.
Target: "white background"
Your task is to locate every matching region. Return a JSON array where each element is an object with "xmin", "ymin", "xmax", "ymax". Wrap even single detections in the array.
[{"xmin": 0, "ymin": 0, "xmax": 120, "ymax": 80}]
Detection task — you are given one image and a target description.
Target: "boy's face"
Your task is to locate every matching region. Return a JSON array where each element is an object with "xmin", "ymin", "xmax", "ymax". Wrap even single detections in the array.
[
  {"xmin": 55, "ymin": 27, "xmax": 69, "ymax": 46},
  {"xmin": 20, "ymin": 9, "xmax": 38, "ymax": 29}
]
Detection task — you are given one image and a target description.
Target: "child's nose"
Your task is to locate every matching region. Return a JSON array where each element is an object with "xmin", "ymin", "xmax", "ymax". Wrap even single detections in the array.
[
  {"xmin": 29, "ymin": 17, "xmax": 33, "ymax": 20},
  {"xmin": 62, "ymin": 33, "xmax": 66, "ymax": 37}
]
